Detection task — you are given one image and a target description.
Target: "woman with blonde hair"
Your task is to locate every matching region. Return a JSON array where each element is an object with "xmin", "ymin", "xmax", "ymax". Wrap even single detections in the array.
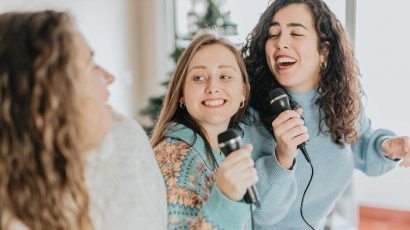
[
  {"xmin": 151, "ymin": 31, "xmax": 257, "ymax": 229},
  {"xmin": 0, "ymin": 11, "xmax": 112, "ymax": 229}
]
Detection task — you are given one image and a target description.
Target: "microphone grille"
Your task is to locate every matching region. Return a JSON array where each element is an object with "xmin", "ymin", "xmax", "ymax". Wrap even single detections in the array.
[
  {"xmin": 217, "ymin": 129, "xmax": 241, "ymax": 144},
  {"xmin": 269, "ymin": 88, "xmax": 287, "ymax": 101}
]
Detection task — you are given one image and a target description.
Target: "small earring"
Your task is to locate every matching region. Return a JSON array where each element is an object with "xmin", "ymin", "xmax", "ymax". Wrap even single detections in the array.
[
  {"xmin": 179, "ymin": 101, "xmax": 185, "ymax": 109},
  {"xmin": 320, "ymin": 61, "xmax": 327, "ymax": 70},
  {"xmin": 239, "ymin": 100, "xmax": 245, "ymax": 109}
]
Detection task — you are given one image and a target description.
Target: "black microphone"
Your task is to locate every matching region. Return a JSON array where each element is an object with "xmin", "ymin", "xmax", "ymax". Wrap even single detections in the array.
[
  {"xmin": 218, "ymin": 129, "xmax": 260, "ymax": 205},
  {"xmin": 269, "ymin": 88, "xmax": 311, "ymax": 163}
]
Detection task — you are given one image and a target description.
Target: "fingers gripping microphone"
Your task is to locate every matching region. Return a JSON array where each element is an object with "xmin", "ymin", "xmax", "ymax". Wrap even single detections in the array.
[
  {"xmin": 269, "ymin": 88, "xmax": 311, "ymax": 163},
  {"xmin": 218, "ymin": 129, "xmax": 260, "ymax": 204}
]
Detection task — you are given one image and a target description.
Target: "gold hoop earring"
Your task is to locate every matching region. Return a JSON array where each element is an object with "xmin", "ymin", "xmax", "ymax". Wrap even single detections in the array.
[
  {"xmin": 239, "ymin": 100, "xmax": 245, "ymax": 109},
  {"xmin": 320, "ymin": 61, "xmax": 327, "ymax": 70}
]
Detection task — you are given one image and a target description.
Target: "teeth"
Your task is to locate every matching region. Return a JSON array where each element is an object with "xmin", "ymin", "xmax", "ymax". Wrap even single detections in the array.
[
  {"xmin": 204, "ymin": 99, "xmax": 224, "ymax": 106},
  {"xmin": 276, "ymin": 57, "xmax": 296, "ymax": 64}
]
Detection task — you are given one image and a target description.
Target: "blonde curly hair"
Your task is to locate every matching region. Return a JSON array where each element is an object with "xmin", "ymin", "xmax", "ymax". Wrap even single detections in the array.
[{"xmin": 0, "ymin": 11, "xmax": 92, "ymax": 230}]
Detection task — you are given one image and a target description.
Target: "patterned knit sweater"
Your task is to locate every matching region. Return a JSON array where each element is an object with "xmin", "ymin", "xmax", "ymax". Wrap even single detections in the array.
[
  {"xmin": 240, "ymin": 89, "xmax": 398, "ymax": 230},
  {"xmin": 154, "ymin": 123, "xmax": 252, "ymax": 229}
]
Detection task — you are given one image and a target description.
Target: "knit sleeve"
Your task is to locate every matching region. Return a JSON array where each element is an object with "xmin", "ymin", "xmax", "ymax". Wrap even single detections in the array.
[
  {"xmin": 154, "ymin": 139, "xmax": 250, "ymax": 230},
  {"xmin": 352, "ymin": 111, "xmax": 398, "ymax": 176},
  {"xmin": 252, "ymin": 151, "xmax": 298, "ymax": 226},
  {"xmin": 239, "ymin": 119, "xmax": 298, "ymax": 226}
]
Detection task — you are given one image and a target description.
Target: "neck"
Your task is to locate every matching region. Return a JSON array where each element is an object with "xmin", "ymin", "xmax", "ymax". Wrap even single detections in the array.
[
  {"xmin": 202, "ymin": 123, "xmax": 229, "ymax": 152},
  {"xmin": 287, "ymin": 75, "xmax": 320, "ymax": 92},
  {"xmin": 288, "ymin": 84, "xmax": 317, "ymax": 93}
]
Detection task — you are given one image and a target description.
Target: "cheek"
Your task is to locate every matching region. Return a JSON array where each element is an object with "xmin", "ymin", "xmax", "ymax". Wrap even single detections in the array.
[
  {"xmin": 265, "ymin": 41, "xmax": 275, "ymax": 56},
  {"xmin": 265, "ymin": 42, "xmax": 277, "ymax": 71},
  {"xmin": 298, "ymin": 41, "xmax": 320, "ymax": 59},
  {"xmin": 228, "ymin": 83, "xmax": 245, "ymax": 99},
  {"xmin": 182, "ymin": 83, "xmax": 200, "ymax": 103}
]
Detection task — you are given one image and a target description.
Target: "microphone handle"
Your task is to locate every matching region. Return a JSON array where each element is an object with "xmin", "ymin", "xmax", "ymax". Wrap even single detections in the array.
[
  {"xmin": 244, "ymin": 185, "xmax": 260, "ymax": 204},
  {"xmin": 298, "ymin": 142, "xmax": 311, "ymax": 163},
  {"xmin": 220, "ymin": 144, "xmax": 260, "ymax": 204}
]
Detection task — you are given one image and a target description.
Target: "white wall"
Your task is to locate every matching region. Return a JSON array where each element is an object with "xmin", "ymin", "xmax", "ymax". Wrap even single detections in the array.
[
  {"xmin": 0, "ymin": 0, "xmax": 170, "ymax": 123},
  {"xmin": 353, "ymin": 0, "xmax": 410, "ymax": 211}
]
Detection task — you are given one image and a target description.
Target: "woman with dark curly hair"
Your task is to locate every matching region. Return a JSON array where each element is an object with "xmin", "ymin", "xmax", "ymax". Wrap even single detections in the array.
[
  {"xmin": 240, "ymin": 0, "xmax": 410, "ymax": 229},
  {"xmin": 0, "ymin": 11, "xmax": 112, "ymax": 229}
]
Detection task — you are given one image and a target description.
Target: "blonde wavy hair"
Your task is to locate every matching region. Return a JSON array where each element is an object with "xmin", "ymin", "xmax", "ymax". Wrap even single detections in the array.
[{"xmin": 0, "ymin": 11, "xmax": 92, "ymax": 229}]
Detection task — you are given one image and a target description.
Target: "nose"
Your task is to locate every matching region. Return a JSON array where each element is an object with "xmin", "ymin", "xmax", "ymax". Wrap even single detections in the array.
[
  {"xmin": 205, "ymin": 77, "xmax": 220, "ymax": 94},
  {"xmin": 276, "ymin": 34, "xmax": 289, "ymax": 50},
  {"xmin": 98, "ymin": 66, "xmax": 115, "ymax": 85}
]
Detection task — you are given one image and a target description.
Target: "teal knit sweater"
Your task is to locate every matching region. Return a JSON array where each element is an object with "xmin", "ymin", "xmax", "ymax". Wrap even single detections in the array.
[
  {"xmin": 240, "ymin": 89, "xmax": 398, "ymax": 230},
  {"xmin": 154, "ymin": 123, "xmax": 252, "ymax": 229}
]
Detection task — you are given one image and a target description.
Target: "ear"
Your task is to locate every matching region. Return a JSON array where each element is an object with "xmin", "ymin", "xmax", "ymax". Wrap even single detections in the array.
[
  {"xmin": 179, "ymin": 96, "xmax": 184, "ymax": 104},
  {"xmin": 320, "ymin": 41, "xmax": 330, "ymax": 63},
  {"xmin": 241, "ymin": 83, "xmax": 251, "ymax": 101},
  {"xmin": 241, "ymin": 86, "xmax": 247, "ymax": 102}
]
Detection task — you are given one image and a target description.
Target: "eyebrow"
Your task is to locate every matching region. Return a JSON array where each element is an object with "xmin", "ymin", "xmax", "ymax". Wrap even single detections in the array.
[
  {"xmin": 269, "ymin": 21, "xmax": 308, "ymax": 30},
  {"xmin": 219, "ymin": 65, "xmax": 238, "ymax": 72},
  {"xmin": 188, "ymin": 65, "xmax": 238, "ymax": 74}
]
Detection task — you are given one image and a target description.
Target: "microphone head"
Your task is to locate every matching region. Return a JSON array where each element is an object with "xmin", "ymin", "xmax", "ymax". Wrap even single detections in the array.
[
  {"xmin": 269, "ymin": 88, "xmax": 287, "ymax": 101},
  {"xmin": 268, "ymin": 88, "xmax": 291, "ymax": 116},
  {"xmin": 218, "ymin": 129, "xmax": 241, "ymax": 144}
]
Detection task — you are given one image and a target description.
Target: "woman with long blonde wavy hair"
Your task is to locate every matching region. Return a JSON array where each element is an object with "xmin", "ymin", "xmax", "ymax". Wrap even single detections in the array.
[{"xmin": 0, "ymin": 11, "xmax": 112, "ymax": 229}]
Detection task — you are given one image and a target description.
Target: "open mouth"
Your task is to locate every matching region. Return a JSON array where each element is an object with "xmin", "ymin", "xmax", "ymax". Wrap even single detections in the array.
[
  {"xmin": 202, "ymin": 99, "xmax": 226, "ymax": 107},
  {"xmin": 276, "ymin": 56, "xmax": 297, "ymax": 69}
]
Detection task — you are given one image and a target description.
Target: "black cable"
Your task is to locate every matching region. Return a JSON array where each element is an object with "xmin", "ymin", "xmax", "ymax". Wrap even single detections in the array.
[
  {"xmin": 300, "ymin": 147, "xmax": 315, "ymax": 230},
  {"xmin": 250, "ymin": 204, "xmax": 255, "ymax": 230}
]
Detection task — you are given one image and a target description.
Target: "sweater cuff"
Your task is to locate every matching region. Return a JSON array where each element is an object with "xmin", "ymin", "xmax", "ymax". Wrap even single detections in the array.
[
  {"xmin": 259, "ymin": 150, "xmax": 297, "ymax": 187},
  {"xmin": 201, "ymin": 186, "xmax": 250, "ymax": 227},
  {"xmin": 377, "ymin": 136, "xmax": 401, "ymax": 162}
]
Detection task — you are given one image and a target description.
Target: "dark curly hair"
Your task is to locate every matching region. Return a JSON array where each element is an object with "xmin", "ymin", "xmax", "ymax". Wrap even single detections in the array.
[
  {"xmin": 242, "ymin": 0, "xmax": 362, "ymax": 146},
  {"xmin": 0, "ymin": 11, "xmax": 92, "ymax": 229}
]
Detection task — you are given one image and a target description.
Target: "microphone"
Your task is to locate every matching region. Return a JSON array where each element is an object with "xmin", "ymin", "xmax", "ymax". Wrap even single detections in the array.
[
  {"xmin": 269, "ymin": 88, "xmax": 311, "ymax": 163},
  {"xmin": 218, "ymin": 129, "xmax": 260, "ymax": 205}
]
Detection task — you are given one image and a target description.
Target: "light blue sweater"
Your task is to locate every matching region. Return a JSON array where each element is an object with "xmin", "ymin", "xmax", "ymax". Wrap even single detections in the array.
[{"xmin": 240, "ymin": 89, "xmax": 398, "ymax": 230}]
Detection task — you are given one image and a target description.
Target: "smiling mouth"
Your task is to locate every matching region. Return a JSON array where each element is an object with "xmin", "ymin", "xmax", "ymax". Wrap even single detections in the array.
[
  {"xmin": 202, "ymin": 99, "xmax": 226, "ymax": 107},
  {"xmin": 276, "ymin": 56, "xmax": 297, "ymax": 69}
]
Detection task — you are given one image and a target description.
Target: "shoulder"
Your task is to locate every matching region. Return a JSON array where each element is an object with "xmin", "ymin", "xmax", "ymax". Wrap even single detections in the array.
[
  {"xmin": 109, "ymin": 112, "xmax": 152, "ymax": 151},
  {"xmin": 240, "ymin": 107, "xmax": 270, "ymax": 137},
  {"xmin": 111, "ymin": 112, "xmax": 147, "ymax": 140},
  {"xmin": 154, "ymin": 138, "xmax": 193, "ymax": 165},
  {"xmin": 154, "ymin": 137, "xmax": 214, "ymax": 177}
]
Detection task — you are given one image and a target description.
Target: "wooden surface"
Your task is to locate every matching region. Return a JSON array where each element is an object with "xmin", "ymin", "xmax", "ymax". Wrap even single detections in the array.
[{"xmin": 359, "ymin": 206, "xmax": 410, "ymax": 230}]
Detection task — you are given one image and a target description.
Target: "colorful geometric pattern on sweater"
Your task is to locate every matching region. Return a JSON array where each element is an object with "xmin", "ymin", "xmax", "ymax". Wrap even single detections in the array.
[{"xmin": 155, "ymin": 138, "xmax": 219, "ymax": 229}]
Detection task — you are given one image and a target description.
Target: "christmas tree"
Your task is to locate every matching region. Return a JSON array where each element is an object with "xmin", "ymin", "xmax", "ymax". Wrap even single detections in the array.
[{"xmin": 140, "ymin": 0, "xmax": 238, "ymax": 135}]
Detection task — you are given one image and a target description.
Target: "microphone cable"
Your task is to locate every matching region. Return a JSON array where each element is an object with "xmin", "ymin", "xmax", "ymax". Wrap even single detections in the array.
[
  {"xmin": 299, "ymin": 146, "xmax": 315, "ymax": 230},
  {"xmin": 250, "ymin": 204, "xmax": 254, "ymax": 230}
]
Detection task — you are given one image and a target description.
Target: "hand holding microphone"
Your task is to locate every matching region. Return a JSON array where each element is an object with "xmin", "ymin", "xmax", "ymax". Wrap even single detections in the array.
[
  {"xmin": 269, "ymin": 88, "xmax": 310, "ymax": 168},
  {"xmin": 217, "ymin": 129, "xmax": 259, "ymax": 204}
]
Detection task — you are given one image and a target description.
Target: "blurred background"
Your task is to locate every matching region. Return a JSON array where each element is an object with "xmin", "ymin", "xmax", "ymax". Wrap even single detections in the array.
[{"xmin": 1, "ymin": 0, "xmax": 409, "ymax": 229}]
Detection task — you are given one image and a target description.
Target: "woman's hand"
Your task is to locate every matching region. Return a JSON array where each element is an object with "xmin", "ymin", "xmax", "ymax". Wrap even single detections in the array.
[
  {"xmin": 381, "ymin": 136, "xmax": 410, "ymax": 167},
  {"xmin": 272, "ymin": 108, "xmax": 309, "ymax": 169},
  {"xmin": 215, "ymin": 144, "xmax": 258, "ymax": 201}
]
